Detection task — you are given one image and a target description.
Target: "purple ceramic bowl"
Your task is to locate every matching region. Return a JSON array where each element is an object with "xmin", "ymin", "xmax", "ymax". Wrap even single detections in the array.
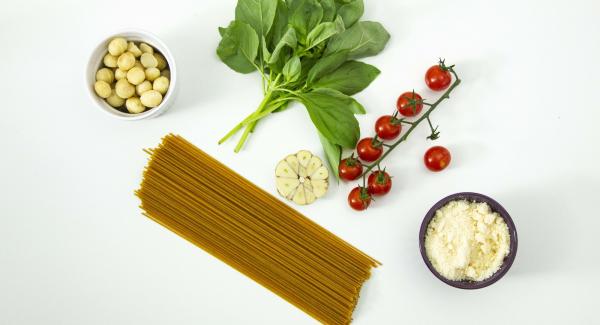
[{"xmin": 419, "ymin": 192, "xmax": 518, "ymax": 289}]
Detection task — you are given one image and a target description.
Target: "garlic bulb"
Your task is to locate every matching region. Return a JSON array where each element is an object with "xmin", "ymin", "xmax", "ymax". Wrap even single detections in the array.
[{"xmin": 275, "ymin": 150, "xmax": 329, "ymax": 205}]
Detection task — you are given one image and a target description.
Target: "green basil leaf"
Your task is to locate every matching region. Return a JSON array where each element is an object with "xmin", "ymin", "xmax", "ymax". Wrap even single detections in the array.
[
  {"xmin": 288, "ymin": 0, "xmax": 324, "ymax": 42},
  {"xmin": 319, "ymin": 0, "xmax": 336, "ymax": 22},
  {"xmin": 270, "ymin": 47, "xmax": 293, "ymax": 74},
  {"xmin": 300, "ymin": 88, "xmax": 360, "ymax": 148},
  {"xmin": 217, "ymin": 21, "xmax": 260, "ymax": 74},
  {"xmin": 235, "ymin": 0, "xmax": 278, "ymax": 37},
  {"xmin": 269, "ymin": 27, "xmax": 297, "ymax": 65},
  {"xmin": 261, "ymin": 35, "xmax": 271, "ymax": 63},
  {"xmin": 269, "ymin": 0, "xmax": 289, "ymax": 47},
  {"xmin": 306, "ymin": 50, "xmax": 349, "ymax": 85},
  {"xmin": 282, "ymin": 55, "xmax": 301, "ymax": 82},
  {"xmin": 333, "ymin": 15, "xmax": 346, "ymax": 33},
  {"xmin": 337, "ymin": 0, "xmax": 363, "ymax": 28},
  {"xmin": 299, "ymin": 56, "xmax": 319, "ymax": 81},
  {"xmin": 318, "ymin": 132, "xmax": 341, "ymax": 181},
  {"xmin": 324, "ymin": 21, "xmax": 390, "ymax": 59},
  {"xmin": 348, "ymin": 97, "xmax": 365, "ymax": 114},
  {"xmin": 311, "ymin": 60, "xmax": 380, "ymax": 95},
  {"xmin": 306, "ymin": 22, "xmax": 339, "ymax": 50}
]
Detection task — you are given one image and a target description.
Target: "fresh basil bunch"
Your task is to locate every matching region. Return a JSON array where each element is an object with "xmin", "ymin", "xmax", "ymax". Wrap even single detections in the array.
[{"xmin": 217, "ymin": 0, "xmax": 390, "ymax": 177}]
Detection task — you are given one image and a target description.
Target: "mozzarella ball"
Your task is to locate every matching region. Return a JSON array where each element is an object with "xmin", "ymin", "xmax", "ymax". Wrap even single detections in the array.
[
  {"xmin": 94, "ymin": 81, "xmax": 112, "ymax": 98},
  {"xmin": 115, "ymin": 68, "xmax": 127, "ymax": 80},
  {"xmin": 140, "ymin": 90, "xmax": 162, "ymax": 107},
  {"xmin": 126, "ymin": 97, "xmax": 145, "ymax": 114},
  {"xmin": 117, "ymin": 52, "xmax": 136, "ymax": 70},
  {"xmin": 140, "ymin": 53, "xmax": 158, "ymax": 68},
  {"xmin": 154, "ymin": 53, "xmax": 167, "ymax": 70},
  {"xmin": 145, "ymin": 67, "xmax": 160, "ymax": 81},
  {"xmin": 161, "ymin": 69, "xmax": 170, "ymax": 79},
  {"xmin": 136, "ymin": 81, "xmax": 152, "ymax": 96},
  {"xmin": 128, "ymin": 42, "xmax": 142, "ymax": 57},
  {"xmin": 153, "ymin": 76, "xmax": 170, "ymax": 95},
  {"xmin": 139, "ymin": 42, "xmax": 154, "ymax": 54},
  {"xmin": 106, "ymin": 90, "xmax": 125, "ymax": 107},
  {"xmin": 108, "ymin": 37, "xmax": 128, "ymax": 56},
  {"xmin": 126, "ymin": 67, "xmax": 146, "ymax": 85},
  {"xmin": 96, "ymin": 68, "xmax": 114, "ymax": 83},
  {"xmin": 115, "ymin": 79, "xmax": 135, "ymax": 99},
  {"xmin": 103, "ymin": 53, "xmax": 117, "ymax": 68}
]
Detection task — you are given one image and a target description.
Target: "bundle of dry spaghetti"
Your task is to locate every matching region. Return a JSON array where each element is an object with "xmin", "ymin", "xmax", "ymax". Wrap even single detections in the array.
[{"xmin": 135, "ymin": 134, "xmax": 380, "ymax": 325}]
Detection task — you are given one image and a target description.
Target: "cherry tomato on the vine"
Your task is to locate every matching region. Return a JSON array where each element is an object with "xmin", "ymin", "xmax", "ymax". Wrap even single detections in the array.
[
  {"xmin": 375, "ymin": 115, "xmax": 401, "ymax": 140},
  {"xmin": 397, "ymin": 91, "xmax": 423, "ymax": 117},
  {"xmin": 424, "ymin": 146, "xmax": 451, "ymax": 172},
  {"xmin": 338, "ymin": 156, "xmax": 363, "ymax": 181},
  {"xmin": 356, "ymin": 138, "xmax": 383, "ymax": 162},
  {"xmin": 348, "ymin": 186, "xmax": 372, "ymax": 211},
  {"xmin": 425, "ymin": 65, "xmax": 452, "ymax": 91},
  {"xmin": 367, "ymin": 171, "xmax": 392, "ymax": 196}
]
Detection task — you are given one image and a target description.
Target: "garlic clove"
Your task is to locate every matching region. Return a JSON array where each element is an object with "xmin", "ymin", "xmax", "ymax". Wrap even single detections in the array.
[
  {"xmin": 276, "ymin": 177, "xmax": 300, "ymax": 198},
  {"xmin": 276, "ymin": 160, "xmax": 298, "ymax": 179},
  {"xmin": 292, "ymin": 184, "xmax": 307, "ymax": 205},
  {"xmin": 285, "ymin": 155, "xmax": 300, "ymax": 174},
  {"xmin": 297, "ymin": 150, "xmax": 312, "ymax": 167},
  {"xmin": 310, "ymin": 166, "xmax": 329, "ymax": 180},
  {"xmin": 311, "ymin": 180, "xmax": 328, "ymax": 198},
  {"xmin": 306, "ymin": 156, "xmax": 322, "ymax": 176}
]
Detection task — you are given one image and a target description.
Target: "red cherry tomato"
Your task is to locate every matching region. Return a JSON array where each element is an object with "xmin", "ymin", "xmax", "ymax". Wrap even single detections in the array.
[
  {"xmin": 424, "ymin": 146, "xmax": 451, "ymax": 172},
  {"xmin": 348, "ymin": 187, "xmax": 372, "ymax": 211},
  {"xmin": 356, "ymin": 138, "xmax": 383, "ymax": 162},
  {"xmin": 338, "ymin": 156, "xmax": 363, "ymax": 181},
  {"xmin": 396, "ymin": 91, "xmax": 423, "ymax": 117},
  {"xmin": 375, "ymin": 115, "xmax": 401, "ymax": 140},
  {"xmin": 367, "ymin": 171, "xmax": 392, "ymax": 196},
  {"xmin": 425, "ymin": 65, "xmax": 452, "ymax": 91}
]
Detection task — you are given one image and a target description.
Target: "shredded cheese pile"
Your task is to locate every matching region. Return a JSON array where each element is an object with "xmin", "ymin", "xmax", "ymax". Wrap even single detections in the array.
[{"xmin": 425, "ymin": 200, "xmax": 510, "ymax": 281}]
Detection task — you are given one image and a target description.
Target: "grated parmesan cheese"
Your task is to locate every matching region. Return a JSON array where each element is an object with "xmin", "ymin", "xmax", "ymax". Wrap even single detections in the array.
[{"xmin": 424, "ymin": 200, "xmax": 510, "ymax": 282}]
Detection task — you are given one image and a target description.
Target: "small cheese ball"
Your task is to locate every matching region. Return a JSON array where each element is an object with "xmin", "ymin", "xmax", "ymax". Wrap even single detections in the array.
[
  {"xmin": 139, "ymin": 42, "xmax": 154, "ymax": 54},
  {"xmin": 115, "ymin": 79, "xmax": 135, "ymax": 99},
  {"xmin": 128, "ymin": 42, "xmax": 142, "ymax": 57},
  {"xmin": 127, "ymin": 67, "xmax": 146, "ymax": 85},
  {"xmin": 140, "ymin": 53, "xmax": 158, "ymax": 68},
  {"xmin": 115, "ymin": 68, "xmax": 127, "ymax": 80},
  {"xmin": 103, "ymin": 53, "xmax": 118, "ymax": 68},
  {"xmin": 136, "ymin": 81, "xmax": 152, "ymax": 96},
  {"xmin": 117, "ymin": 52, "xmax": 136, "ymax": 70},
  {"xmin": 96, "ymin": 68, "xmax": 114, "ymax": 83},
  {"xmin": 154, "ymin": 53, "xmax": 167, "ymax": 70},
  {"xmin": 108, "ymin": 37, "xmax": 128, "ymax": 56},
  {"xmin": 161, "ymin": 69, "xmax": 170, "ymax": 79},
  {"xmin": 94, "ymin": 80, "xmax": 112, "ymax": 98},
  {"xmin": 140, "ymin": 90, "xmax": 162, "ymax": 107},
  {"xmin": 153, "ymin": 76, "xmax": 170, "ymax": 95},
  {"xmin": 106, "ymin": 90, "xmax": 125, "ymax": 108},
  {"xmin": 145, "ymin": 67, "xmax": 160, "ymax": 81},
  {"xmin": 126, "ymin": 97, "xmax": 145, "ymax": 114}
]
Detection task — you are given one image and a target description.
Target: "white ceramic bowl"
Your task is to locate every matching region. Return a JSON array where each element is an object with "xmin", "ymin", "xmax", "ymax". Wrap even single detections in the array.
[{"xmin": 86, "ymin": 29, "xmax": 177, "ymax": 120}]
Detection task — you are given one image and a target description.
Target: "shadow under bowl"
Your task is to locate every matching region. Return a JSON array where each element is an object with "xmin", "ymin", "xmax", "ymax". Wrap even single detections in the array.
[{"xmin": 419, "ymin": 192, "xmax": 518, "ymax": 289}]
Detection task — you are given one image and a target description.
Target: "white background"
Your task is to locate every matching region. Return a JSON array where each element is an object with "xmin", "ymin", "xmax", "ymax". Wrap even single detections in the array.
[{"xmin": 1, "ymin": 0, "xmax": 599, "ymax": 324}]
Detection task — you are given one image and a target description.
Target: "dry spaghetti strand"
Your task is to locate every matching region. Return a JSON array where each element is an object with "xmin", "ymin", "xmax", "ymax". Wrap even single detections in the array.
[{"xmin": 135, "ymin": 134, "xmax": 380, "ymax": 325}]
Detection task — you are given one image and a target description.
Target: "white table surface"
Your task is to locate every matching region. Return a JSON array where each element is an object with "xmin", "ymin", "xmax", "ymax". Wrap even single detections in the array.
[{"xmin": 2, "ymin": 0, "xmax": 599, "ymax": 324}]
